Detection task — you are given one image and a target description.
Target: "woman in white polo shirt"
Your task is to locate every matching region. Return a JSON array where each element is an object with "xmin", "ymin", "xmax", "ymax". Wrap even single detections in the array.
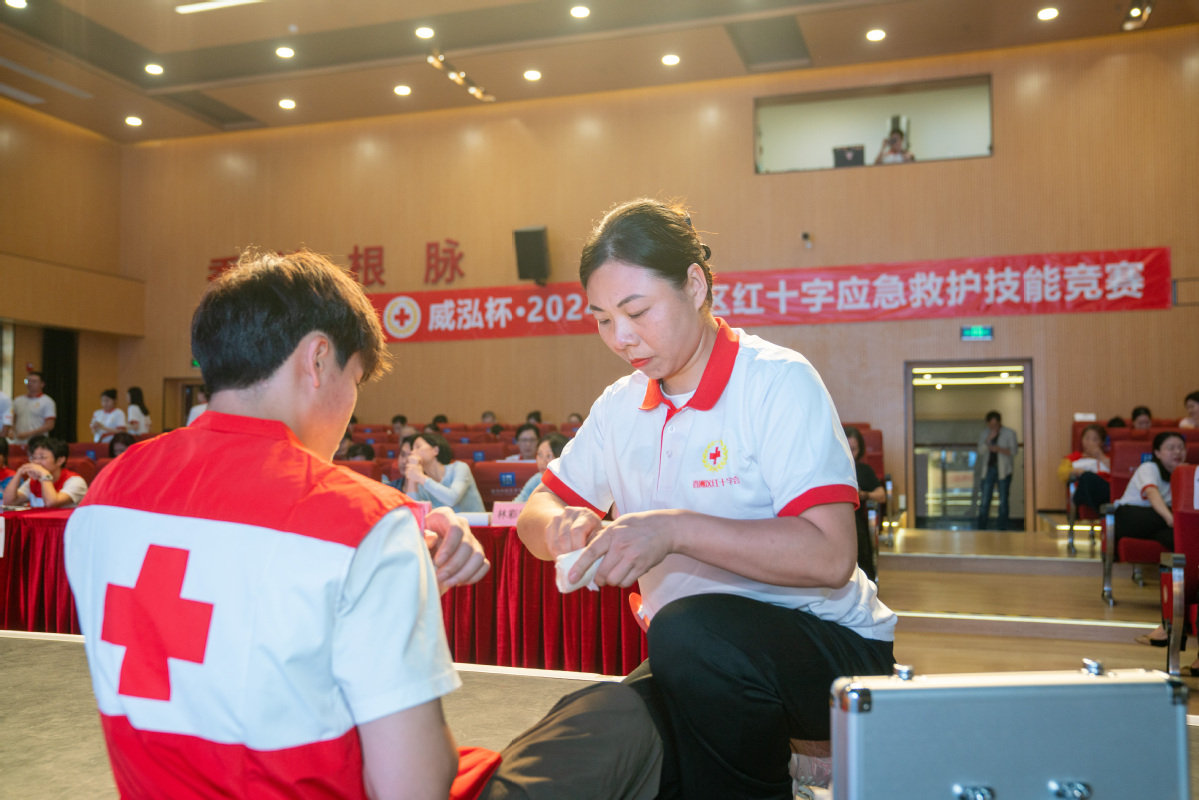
[{"xmin": 517, "ymin": 199, "xmax": 896, "ymax": 799}]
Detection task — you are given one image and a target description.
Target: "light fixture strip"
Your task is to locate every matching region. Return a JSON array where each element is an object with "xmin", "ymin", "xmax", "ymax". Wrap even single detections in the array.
[
  {"xmin": 425, "ymin": 49, "xmax": 494, "ymax": 102},
  {"xmin": 910, "ymin": 366, "xmax": 1024, "ymax": 374},
  {"xmin": 175, "ymin": 0, "xmax": 264, "ymax": 14},
  {"xmin": 912, "ymin": 377, "xmax": 1025, "ymax": 386}
]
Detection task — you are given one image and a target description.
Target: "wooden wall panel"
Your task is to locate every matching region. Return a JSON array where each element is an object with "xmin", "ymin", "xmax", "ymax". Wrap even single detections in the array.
[
  {"xmin": 11, "ymin": 325, "xmax": 42, "ymax": 393},
  {"xmin": 113, "ymin": 26, "xmax": 1199, "ymax": 515},
  {"xmin": 76, "ymin": 333, "xmax": 120, "ymax": 446},
  {"xmin": 0, "ymin": 98, "xmax": 122, "ymax": 274}
]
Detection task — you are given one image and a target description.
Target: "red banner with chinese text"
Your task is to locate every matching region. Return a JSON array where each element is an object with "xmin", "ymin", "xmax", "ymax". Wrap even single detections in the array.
[{"xmin": 368, "ymin": 248, "xmax": 1171, "ymax": 343}]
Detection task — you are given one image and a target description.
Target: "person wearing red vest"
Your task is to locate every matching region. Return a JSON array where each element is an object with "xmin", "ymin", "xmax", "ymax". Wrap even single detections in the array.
[
  {"xmin": 65, "ymin": 249, "xmax": 662, "ymax": 800},
  {"xmin": 2, "ymin": 435, "xmax": 86, "ymax": 508}
]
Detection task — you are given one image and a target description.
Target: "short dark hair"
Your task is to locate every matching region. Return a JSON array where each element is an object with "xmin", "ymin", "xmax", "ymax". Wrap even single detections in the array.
[
  {"xmin": 31, "ymin": 436, "xmax": 68, "ymax": 463},
  {"xmin": 525, "ymin": 410, "xmax": 542, "ymax": 423},
  {"xmin": 109, "ymin": 432, "xmax": 136, "ymax": 458},
  {"xmin": 1131, "ymin": 405, "xmax": 1152, "ymax": 421},
  {"xmin": 0, "ymin": 438, "xmax": 8, "ymax": 463},
  {"xmin": 431, "ymin": 414, "xmax": 448, "ymax": 425},
  {"xmin": 481, "ymin": 410, "xmax": 496, "ymax": 419},
  {"xmin": 579, "ymin": 199, "xmax": 715, "ymax": 308},
  {"xmin": 985, "ymin": 411, "xmax": 1002, "ymax": 423},
  {"xmin": 26, "ymin": 370, "xmax": 45, "ymax": 383},
  {"xmin": 1080, "ymin": 424, "xmax": 1107, "ymax": 445},
  {"xmin": 844, "ymin": 426, "xmax": 866, "ymax": 462},
  {"xmin": 391, "ymin": 414, "xmax": 407, "ymax": 425},
  {"xmin": 1185, "ymin": 391, "xmax": 1199, "ymax": 406},
  {"xmin": 541, "ymin": 432, "xmax": 569, "ymax": 459},
  {"xmin": 488, "ymin": 423, "xmax": 503, "ymax": 436},
  {"xmin": 101, "ymin": 388, "xmax": 117, "ymax": 401},
  {"xmin": 346, "ymin": 442, "xmax": 375, "ymax": 460},
  {"xmin": 128, "ymin": 386, "xmax": 149, "ymax": 415},
  {"xmin": 1106, "ymin": 416, "xmax": 1127, "ymax": 428},
  {"xmin": 416, "ymin": 431, "xmax": 453, "ymax": 465},
  {"xmin": 191, "ymin": 249, "xmax": 390, "ymax": 393},
  {"xmin": 1151, "ymin": 431, "xmax": 1186, "ymax": 479},
  {"xmin": 515, "ymin": 423, "xmax": 540, "ymax": 442}
]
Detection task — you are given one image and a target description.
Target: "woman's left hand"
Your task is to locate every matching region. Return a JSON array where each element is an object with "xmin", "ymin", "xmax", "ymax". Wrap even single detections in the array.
[
  {"xmin": 404, "ymin": 457, "xmax": 426, "ymax": 485},
  {"xmin": 570, "ymin": 509, "xmax": 678, "ymax": 588}
]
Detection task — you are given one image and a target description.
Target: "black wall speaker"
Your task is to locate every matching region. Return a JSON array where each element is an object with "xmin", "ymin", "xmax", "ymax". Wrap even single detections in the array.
[{"xmin": 514, "ymin": 226, "xmax": 549, "ymax": 284}]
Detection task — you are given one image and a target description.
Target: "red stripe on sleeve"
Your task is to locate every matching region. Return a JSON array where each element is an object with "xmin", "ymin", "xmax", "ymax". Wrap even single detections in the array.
[
  {"xmin": 779, "ymin": 484, "xmax": 860, "ymax": 517},
  {"xmin": 542, "ymin": 471, "xmax": 606, "ymax": 517}
]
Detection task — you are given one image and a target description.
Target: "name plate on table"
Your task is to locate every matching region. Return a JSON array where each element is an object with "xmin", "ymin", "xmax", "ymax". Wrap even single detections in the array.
[{"xmin": 491, "ymin": 502, "xmax": 525, "ymax": 526}]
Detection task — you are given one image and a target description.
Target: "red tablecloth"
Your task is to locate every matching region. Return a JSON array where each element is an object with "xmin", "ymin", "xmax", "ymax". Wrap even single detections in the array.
[
  {"xmin": 0, "ymin": 509, "xmax": 78, "ymax": 634},
  {"xmin": 0, "ymin": 515, "xmax": 647, "ymax": 675}
]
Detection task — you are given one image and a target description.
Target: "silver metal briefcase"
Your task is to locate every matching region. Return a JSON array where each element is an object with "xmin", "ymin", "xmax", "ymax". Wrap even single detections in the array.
[{"xmin": 830, "ymin": 661, "xmax": 1188, "ymax": 799}]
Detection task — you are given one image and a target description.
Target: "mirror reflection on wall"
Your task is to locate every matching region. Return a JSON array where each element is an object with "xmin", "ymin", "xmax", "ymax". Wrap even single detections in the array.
[{"xmin": 755, "ymin": 75, "xmax": 993, "ymax": 173}]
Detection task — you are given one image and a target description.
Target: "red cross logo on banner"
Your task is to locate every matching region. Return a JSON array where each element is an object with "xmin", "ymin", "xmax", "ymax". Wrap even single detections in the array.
[{"xmin": 101, "ymin": 545, "xmax": 214, "ymax": 701}]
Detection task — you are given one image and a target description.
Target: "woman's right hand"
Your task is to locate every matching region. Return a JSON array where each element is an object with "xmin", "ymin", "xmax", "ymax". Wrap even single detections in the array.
[{"xmin": 544, "ymin": 506, "xmax": 604, "ymax": 557}]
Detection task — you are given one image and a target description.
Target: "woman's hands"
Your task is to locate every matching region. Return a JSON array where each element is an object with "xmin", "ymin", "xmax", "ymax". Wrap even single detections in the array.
[
  {"xmin": 405, "ymin": 455, "xmax": 427, "ymax": 486},
  {"xmin": 15, "ymin": 462, "xmax": 51, "ymax": 483},
  {"xmin": 566, "ymin": 509, "xmax": 677, "ymax": 589}
]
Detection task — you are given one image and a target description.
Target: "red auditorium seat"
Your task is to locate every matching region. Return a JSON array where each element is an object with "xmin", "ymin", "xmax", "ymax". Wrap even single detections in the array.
[
  {"xmin": 1160, "ymin": 464, "xmax": 1199, "ymax": 675},
  {"xmin": 66, "ymin": 457, "xmax": 97, "ymax": 485},
  {"xmin": 352, "ymin": 423, "xmax": 388, "ymax": 434},
  {"xmin": 352, "ymin": 431, "xmax": 396, "ymax": 445},
  {"xmin": 376, "ymin": 442, "xmax": 401, "ymax": 460},
  {"xmin": 1101, "ymin": 440, "xmax": 1163, "ymax": 605},
  {"xmin": 333, "ymin": 460, "xmax": 382, "ymax": 481},
  {"xmin": 95, "ymin": 457, "xmax": 114, "ymax": 473},
  {"xmin": 841, "ymin": 422, "xmax": 871, "ymax": 431},
  {"xmin": 471, "ymin": 461, "xmax": 539, "ymax": 510},
  {"xmin": 450, "ymin": 431, "xmax": 494, "ymax": 444},
  {"xmin": 7, "ymin": 444, "xmax": 26, "ymax": 460},
  {"xmin": 451, "ymin": 442, "xmax": 509, "ymax": 463},
  {"xmin": 376, "ymin": 458, "xmax": 401, "ymax": 484},
  {"xmin": 68, "ymin": 442, "xmax": 105, "ymax": 460}
]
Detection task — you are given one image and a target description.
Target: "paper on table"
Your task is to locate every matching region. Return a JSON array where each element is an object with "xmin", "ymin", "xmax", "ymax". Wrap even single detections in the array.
[{"xmin": 555, "ymin": 548, "xmax": 603, "ymax": 593}]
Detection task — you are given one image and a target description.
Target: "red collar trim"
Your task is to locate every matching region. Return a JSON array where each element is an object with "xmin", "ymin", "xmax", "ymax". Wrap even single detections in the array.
[
  {"xmin": 190, "ymin": 410, "xmax": 303, "ymax": 448},
  {"xmin": 639, "ymin": 318, "xmax": 739, "ymax": 413}
]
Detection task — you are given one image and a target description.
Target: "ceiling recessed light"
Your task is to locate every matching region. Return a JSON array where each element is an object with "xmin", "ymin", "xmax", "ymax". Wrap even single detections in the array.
[
  {"xmin": 279, "ymin": 98, "xmax": 295, "ymax": 109},
  {"xmin": 276, "ymin": 47, "xmax": 294, "ymax": 58},
  {"xmin": 935, "ymin": 383, "xmax": 943, "ymax": 390},
  {"xmin": 175, "ymin": 0, "xmax": 263, "ymax": 14},
  {"xmin": 1037, "ymin": 7, "xmax": 1058, "ymax": 20},
  {"xmin": 524, "ymin": 70, "xmax": 541, "ymax": 81},
  {"xmin": 415, "ymin": 27, "xmax": 434, "ymax": 39},
  {"xmin": 6, "ymin": 0, "xmax": 28, "ymax": 8},
  {"xmin": 661, "ymin": 54, "xmax": 680, "ymax": 66},
  {"xmin": 866, "ymin": 29, "xmax": 886, "ymax": 41},
  {"xmin": 570, "ymin": 6, "xmax": 589, "ymax": 17},
  {"xmin": 394, "ymin": 85, "xmax": 411, "ymax": 96},
  {"xmin": 125, "ymin": 116, "xmax": 143, "ymax": 126},
  {"xmin": 923, "ymin": 373, "xmax": 932, "ymax": 380},
  {"xmin": 1130, "ymin": 6, "xmax": 1142, "ymax": 15},
  {"xmin": 145, "ymin": 64, "xmax": 164, "ymax": 75}
]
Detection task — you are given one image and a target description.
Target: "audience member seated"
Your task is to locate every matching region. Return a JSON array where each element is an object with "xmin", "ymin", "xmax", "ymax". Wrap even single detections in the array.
[
  {"xmin": 505, "ymin": 423, "xmax": 541, "ymax": 461},
  {"xmin": 846, "ymin": 427, "xmax": 885, "ymax": 581},
  {"xmin": 390, "ymin": 413, "xmax": 407, "ymax": 433},
  {"xmin": 1107, "ymin": 416, "xmax": 1127, "ymax": 429},
  {"xmin": 0, "ymin": 439, "xmax": 13, "ymax": 494},
  {"xmin": 1179, "ymin": 391, "xmax": 1199, "ymax": 429},
  {"xmin": 515, "ymin": 432, "xmax": 569, "ymax": 503},
  {"xmin": 526, "ymin": 410, "xmax": 542, "ymax": 424},
  {"xmin": 567, "ymin": 412, "xmax": 584, "ymax": 426},
  {"xmin": 1059, "ymin": 423, "xmax": 1111, "ymax": 510},
  {"xmin": 382, "ymin": 434, "xmax": 418, "ymax": 488},
  {"xmin": 431, "ymin": 413, "xmax": 449, "ymax": 428},
  {"xmin": 1130, "ymin": 405, "xmax": 1153, "ymax": 431},
  {"xmin": 109, "ymin": 432, "xmax": 136, "ymax": 459},
  {"xmin": 345, "ymin": 442, "xmax": 375, "ymax": 461},
  {"xmin": 334, "ymin": 432, "xmax": 353, "ymax": 460},
  {"xmin": 186, "ymin": 385, "xmax": 209, "ymax": 425},
  {"xmin": 89, "ymin": 388, "xmax": 127, "ymax": 444},
  {"xmin": 403, "ymin": 431, "xmax": 485, "ymax": 513},
  {"xmin": 2, "ymin": 436, "xmax": 87, "ymax": 508},
  {"xmin": 1126, "ymin": 431, "xmax": 1187, "ymax": 648},
  {"xmin": 126, "ymin": 386, "xmax": 152, "ymax": 435},
  {"xmin": 481, "ymin": 410, "xmax": 497, "ymax": 426}
]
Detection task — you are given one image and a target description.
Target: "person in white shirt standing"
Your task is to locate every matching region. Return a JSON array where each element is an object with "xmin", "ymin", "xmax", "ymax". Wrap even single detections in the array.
[
  {"xmin": 10, "ymin": 371, "xmax": 56, "ymax": 444},
  {"xmin": 126, "ymin": 386, "xmax": 152, "ymax": 435},
  {"xmin": 0, "ymin": 389, "xmax": 12, "ymax": 439},
  {"xmin": 186, "ymin": 384, "xmax": 209, "ymax": 426},
  {"xmin": 90, "ymin": 389, "xmax": 127, "ymax": 443}
]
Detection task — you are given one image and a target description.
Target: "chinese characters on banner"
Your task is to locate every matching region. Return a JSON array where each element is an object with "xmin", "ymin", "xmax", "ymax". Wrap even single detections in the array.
[
  {"xmin": 207, "ymin": 246, "xmax": 387, "ymax": 285},
  {"xmin": 373, "ymin": 247, "xmax": 1169, "ymax": 343}
]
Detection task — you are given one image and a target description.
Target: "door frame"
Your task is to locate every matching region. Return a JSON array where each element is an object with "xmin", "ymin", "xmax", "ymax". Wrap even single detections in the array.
[{"xmin": 903, "ymin": 357, "xmax": 1035, "ymax": 530}]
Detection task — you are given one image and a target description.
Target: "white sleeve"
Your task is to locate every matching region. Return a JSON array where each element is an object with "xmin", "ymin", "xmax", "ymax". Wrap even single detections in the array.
[
  {"xmin": 332, "ymin": 506, "xmax": 460, "ymax": 725},
  {"xmin": 753, "ymin": 360, "xmax": 858, "ymax": 516},
  {"xmin": 113, "ymin": 409, "xmax": 127, "ymax": 429},
  {"xmin": 417, "ymin": 461, "xmax": 471, "ymax": 507},
  {"xmin": 545, "ymin": 389, "xmax": 614, "ymax": 514},
  {"xmin": 0, "ymin": 395, "xmax": 10, "ymax": 427},
  {"xmin": 61, "ymin": 475, "xmax": 88, "ymax": 506}
]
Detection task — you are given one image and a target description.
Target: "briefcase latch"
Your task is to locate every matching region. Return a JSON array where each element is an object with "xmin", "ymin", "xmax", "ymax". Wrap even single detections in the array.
[
  {"xmin": 951, "ymin": 784, "xmax": 994, "ymax": 800},
  {"xmin": 1048, "ymin": 779, "xmax": 1092, "ymax": 799}
]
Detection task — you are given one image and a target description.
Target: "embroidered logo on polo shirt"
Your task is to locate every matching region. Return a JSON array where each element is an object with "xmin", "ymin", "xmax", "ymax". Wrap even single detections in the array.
[{"xmin": 702, "ymin": 440, "xmax": 728, "ymax": 473}]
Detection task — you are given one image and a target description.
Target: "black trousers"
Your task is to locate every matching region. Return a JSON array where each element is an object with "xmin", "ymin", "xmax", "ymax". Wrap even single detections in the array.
[
  {"xmin": 623, "ymin": 593, "xmax": 894, "ymax": 800},
  {"xmin": 1072, "ymin": 471, "xmax": 1110, "ymax": 512},
  {"xmin": 1114, "ymin": 504, "xmax": 1174, "ymax": 550}
]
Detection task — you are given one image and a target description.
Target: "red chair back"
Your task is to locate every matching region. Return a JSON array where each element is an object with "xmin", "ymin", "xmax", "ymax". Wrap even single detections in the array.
[
  {"xmin": 376, "ymin": 458, "xmax": 402, "ymax": 484},
  {"xmin": 1189, "ymin": 443, "xmax": 1199, "ymax": 465},
  {"xmin": 352, "ymin": 423, "xmax": 389, "ymax": 434},
  {"xmin": 842, "ymin": 422, "xmax": 871, "ymax": 431},
  {"xmin": 352, "ymin": 431, "xmax": 396, "ymax": 445},
  {"xmin": 333, "ymin": 460, "xmax": 382, "ymax": 481},
  {"xmin": 1170, "ymin": 465, "xmax": 1199, "ymax": 603},
  {"xmin": 1109, "ymin": 440, "xmax": 1154, "ymax": 502},
  {"xmin": 450, "ymin": 431, "xmax": 494, "ymax": 444},
  {"xmin": 68, "ymin": 442, "xmax": 105, "ymax": 460},
  {"xmin": 863, "ymin": 453, "xmax": 885, "ymax": 481},
  {"xmin": 95, "ymin": 457, "xmax": 115, "ymax": 473},
  {"xmin": 859, "ymin": 428, "xmax": 883, "ymax": 453},
  {"xmin": 66, "ymin": 457, "xmax": 97, "ymax": 485},
  {"xmin": 451, "ymin": 442, "xmax": 510, "ymax": 463},
  {"xmin": 471, "ymin": 461, "xmax": 539, "ymax": 510}
]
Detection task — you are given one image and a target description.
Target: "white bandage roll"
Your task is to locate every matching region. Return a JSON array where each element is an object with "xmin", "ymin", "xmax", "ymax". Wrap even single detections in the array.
[{"xmin": 555, "ymin": 548, "xmax": 603, "ymax": 593}]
